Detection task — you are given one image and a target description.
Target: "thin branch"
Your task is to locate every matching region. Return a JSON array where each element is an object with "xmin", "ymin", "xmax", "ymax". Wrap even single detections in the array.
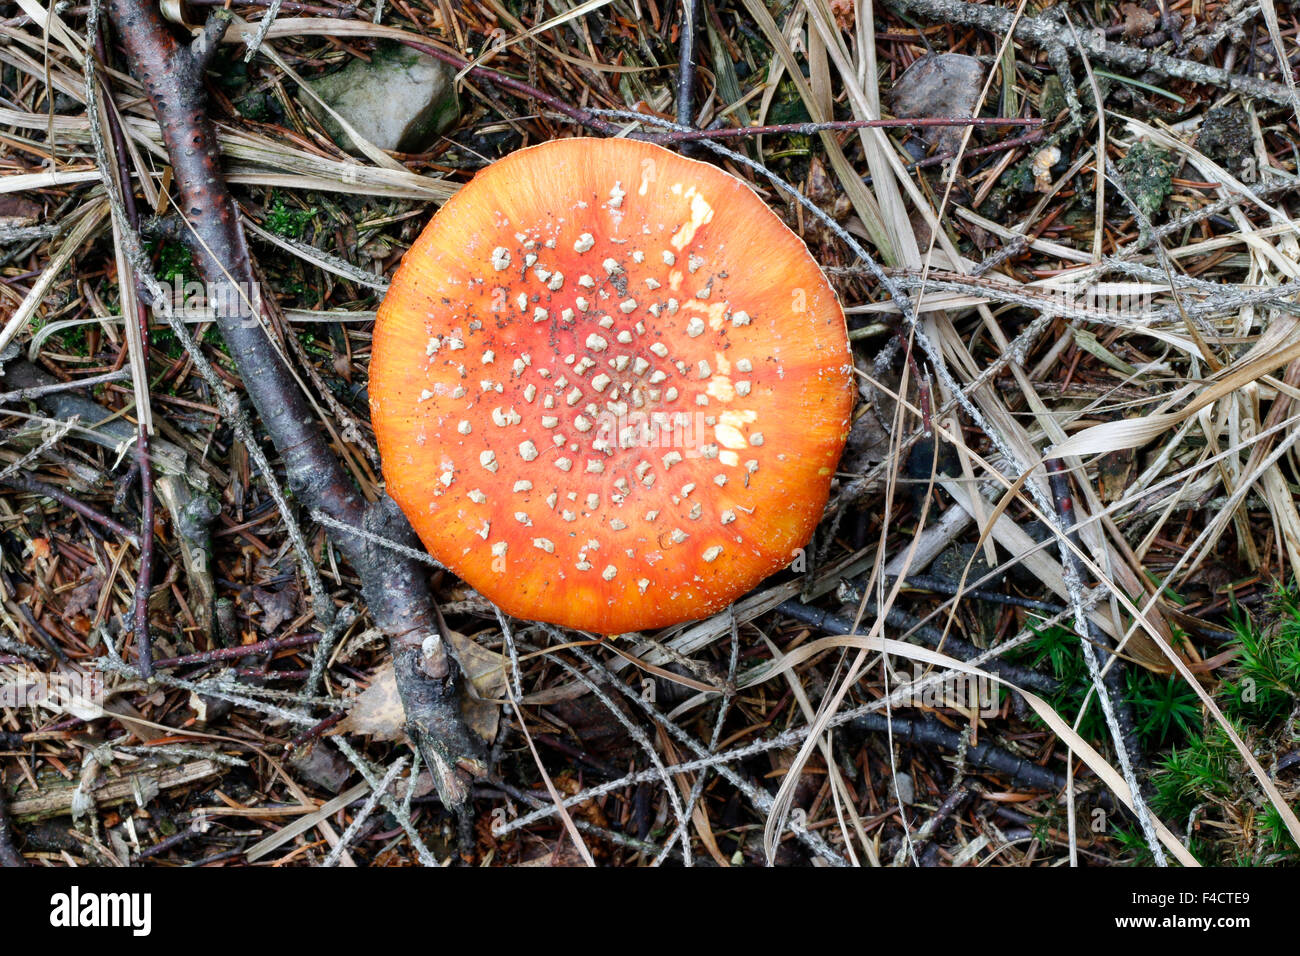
[
  {"xmin": 675, "ymin": 0, "xmax": 699, "ymax": 129},
  {"xmin": 655, "ymin": 115, "xmax": 1043, "ymax": 143},
  {"xmin": 559, "ymin": 637, "xmax": 848, "ymax": 865},
  {"xmin": 888, "ymin": 0, "xmax": 1298, "ymax": 106},
  {"xmin": 776, "ymin": 598, "xmax": 1059, "ymax": 695},
  {"xmin": 850, "ymin": 713, "xmax": 1073, "ymax": 795},
  {"xmin": 151, "ymin": 632, "xmax": 319, "ymax": 669},
  {"xmin": 0, "ymin": 368, "xmax": 130, "ymax": 403},
  {"xmin": 1045, "ymin": 458, "xmax": 1162, "ymax": 864},
  {"xmin": 90, "ymin": 16, "xmax": 158, "ymax": 677},
  {"xmin": 1, "ymin": 472, "xmax": 139, "ymax": 543},
  {"xmin": 322, "ymin": 755, "xmax": 406, "ymax": 867}
]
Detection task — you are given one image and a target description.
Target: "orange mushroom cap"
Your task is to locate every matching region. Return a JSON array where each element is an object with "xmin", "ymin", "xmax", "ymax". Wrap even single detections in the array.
[{"xmin": 371, "ymin": 137, "xmax": 853, "ymax": 634}]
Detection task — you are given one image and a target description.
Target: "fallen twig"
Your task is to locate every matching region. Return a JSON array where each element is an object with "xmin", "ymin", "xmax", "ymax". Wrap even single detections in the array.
[
  {"xmin": 675, "ymin": 0, "xmax": 699, "ymax": 130},
  {"xmin": 1, "ymin": 472, "xmax": 139, "ymax": 543},
  {"xmin": 776, "ymin": 598, "xmax": 1060, "ymax": 695},
  {"xmin": 90, "ymin": 20, "xmax": 159, "ymax": 678},
  {"xmin": 102, "ymin": 0, "xmax": 485, "ymax": 833},
  {"xmin": 850, "ymin": 713, "xmax": 1072, "ymax": 795},
  {"xmin": 888, "ymin": 0, "xmax": 1298, "ymax": 106}
]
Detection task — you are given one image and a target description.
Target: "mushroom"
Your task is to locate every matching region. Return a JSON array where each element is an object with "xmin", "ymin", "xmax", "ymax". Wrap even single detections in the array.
[{"xmin": 371, "ymin": 137, "xmax": 853, "ymax": 634}]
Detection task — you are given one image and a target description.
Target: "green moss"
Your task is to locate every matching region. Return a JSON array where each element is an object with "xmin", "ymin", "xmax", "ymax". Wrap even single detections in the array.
[
  {"xmin": 1021, "ymin": 622, "xmax": 1200, "ymax": 750},
  {"xmin": 1133, "ymin": 671, "xmax": 1202, "ymax": 748},
  {"xmin": 1138, "ymin": 585, "xmax": 1300, "ymax": 864},
  {"xmin": 1118, "ymin": 141, "xmax": 1178, "ymax": 221},
  {"xmin": 281, "ymin": 278, "xmax": 323, "ymax": 308},
  {"xmin": 1260, "ymin": 804, "xmax": 1299, "ymax": 854},
  {"xmin": 1038, "ymin": 75, "xmax": 1066, "ymax": 120},
  {"xmin": 1219, "ymin": 586, "xmax": 1300, "ymax": 721},
  {"xmin": 1002, "ymin": 161, "xmax": 1038, "ymax": 194},
  {"xmin": 1021, "ymin": 588, "xmax": 1300, "ymax": 861},
  {"xmin": 265, "ymin": 193, "xmax": 317, "ymax": 240},
  {"xmin": 146, "ymin": 239, "xmax": 194, "ymax": 285},
  {"xmin": 151, "ymin": 326, "xmax": 187, "ymax": 360},
  {"xmin": 1113, "ymin": 822, "xmax": 1220, "ymax": 866},
  {"xmin": 58, "ymin": 325, "xmax": 89, "ymax": 355},
  {"xmin": 236, "ymin": 92, "xmax": 273, "ymax": 123},
  {"xmin": 1152, "ymin": 721, "xmax": 1241, "ymax": 817}
]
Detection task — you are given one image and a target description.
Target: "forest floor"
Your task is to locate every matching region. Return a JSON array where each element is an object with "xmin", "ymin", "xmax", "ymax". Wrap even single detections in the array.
[{"xmin": 1, "ymin": 0, "xmax": 1299, "ymax": 867}]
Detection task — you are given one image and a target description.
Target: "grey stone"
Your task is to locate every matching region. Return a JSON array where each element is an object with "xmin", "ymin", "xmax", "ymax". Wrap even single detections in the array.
[
  {"xmin": 894, "ymin": 772, "xmax": 915, "ymax": 806},
  {"xmin": 304, "ymin": 42, "xmax": 459, "ymax": 154}
]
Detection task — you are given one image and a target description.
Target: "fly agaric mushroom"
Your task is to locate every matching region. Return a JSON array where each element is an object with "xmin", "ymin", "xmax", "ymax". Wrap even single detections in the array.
[{"xmin": 371, "ymin": 137, "xmax": 852, "ymax": 634}]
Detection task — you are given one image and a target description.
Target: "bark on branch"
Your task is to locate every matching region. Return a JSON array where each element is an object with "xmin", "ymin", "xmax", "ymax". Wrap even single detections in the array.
[
  {"xmin": 103, "ymin": 0, "xmax": 485, "ymax": 823},
  {"xmin": 888, "ymin": 0, "xmax": 1297, "ymax": 107}
]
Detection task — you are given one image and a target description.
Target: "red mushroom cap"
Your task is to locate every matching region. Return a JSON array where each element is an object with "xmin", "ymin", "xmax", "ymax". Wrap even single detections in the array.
[{"xmin": 371, "ymin": 137, "xmax": 852, "ymax": 634}]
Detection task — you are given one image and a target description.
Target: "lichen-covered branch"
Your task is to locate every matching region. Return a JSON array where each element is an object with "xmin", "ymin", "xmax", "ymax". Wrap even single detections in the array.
[{"xmin": 888, "ymin": 0, "xmax": 1297, "ymax": 106}]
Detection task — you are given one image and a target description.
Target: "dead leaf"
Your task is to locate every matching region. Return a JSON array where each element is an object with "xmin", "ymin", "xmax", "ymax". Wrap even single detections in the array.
[
  {"xmin": 289, "ymin": 741, "xmax": 353, "ymax": 793},
  {"xmin": 447, "ymin": 629, "xmax": 505, "ymax": 743},
  {"xmin": 446, "ymin": 629, "xmax": 507, "ymax": 700},
  {"xmin": 518, "ymin": 842, "xmax": 593, "ymax": 867},
  {"xmin": 62, "ymin": 568, "xmax": 102, "ymax": 618},
  {"xmin": 337, "ymin": 661, "xmax": 406, "ymax": 741},
  {"xmin": 1097, "ymin": 449, "xmax": 1136, "ymax": 502},
  {"xmin": 887, "ymin": 53, "xmax": 985, "ymax": 157},
  {"xmin": 0, "ymin": 195, "xmax": 41, "ymax": 224},
  {"xmin": 249, "ymin": 586, "xmax": 296, "ymax": 633},
  {"xmin": 338, "ymin": 630, "xmax": 504, "ymax": 743},
  {"xmin": 1120, "ymin": 2, "xmax": 1158, "ymax": 39}
]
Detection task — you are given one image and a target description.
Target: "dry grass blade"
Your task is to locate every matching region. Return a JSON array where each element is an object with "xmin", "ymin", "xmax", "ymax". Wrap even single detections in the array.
[
  {"xmin": 1052, "ymin": 335, "xmax": 1300, "ymax": 457},
  {"xmin": 0, "ymin": 202, "xmax": 108, "ymax": 354},
  {"xmin": 745, "ymin": 633, "xmax": 1198, "ymax": 865}
]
